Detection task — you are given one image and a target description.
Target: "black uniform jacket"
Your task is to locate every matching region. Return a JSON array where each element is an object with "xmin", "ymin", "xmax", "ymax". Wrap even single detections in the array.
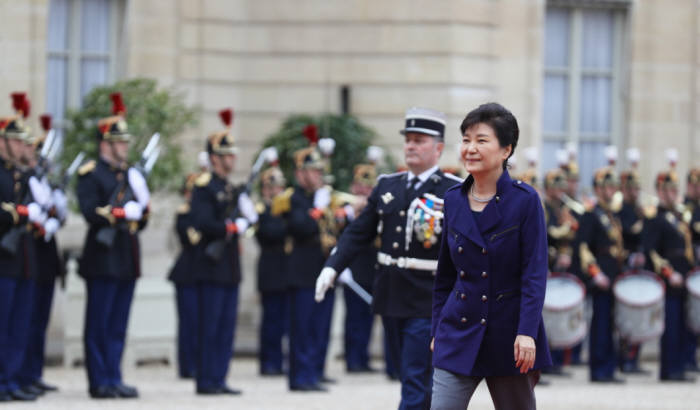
[
  {"xmin": 168, "ymin": 204, "xmax": 199, "ymax": 285},
  {"xmin": 326, "ymin": 170, "xmax": 461, "ymax": 318},
  {"xmin": 286, "ymin": 186, "xmax": 326, "ymax": 289},
  {"xmin": 190, "ymin": 172, "xmax": 242, "ymax": 286},
  {"xmin": 76, "ymin": 158, "xmax": 148, "ymax": 280},
  {"xmin": 617, "ymin": 201, "xmax": 644, "ymax": 254},
  {"xmin": 255, "ymin": 204, "xmax": 288, "ymax": 293},
  {"xmin": 573, "ymin": 204, "xmax": 624, "ymax": 290},
  {"xmin": 0, "ymin": 157, "xmax": 36, "ymax": 279}
]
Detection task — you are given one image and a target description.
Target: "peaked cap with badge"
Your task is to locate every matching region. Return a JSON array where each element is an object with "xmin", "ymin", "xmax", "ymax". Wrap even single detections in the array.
[{"xmin": 399, "ymin": 107, "xmax": 446, "ymax": 140}]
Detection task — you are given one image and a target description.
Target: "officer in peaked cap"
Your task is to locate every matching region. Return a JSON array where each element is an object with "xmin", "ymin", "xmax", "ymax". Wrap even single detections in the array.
[
  {"xmin": 168, "ymin": 173, "xmax": 201, "ymax": 379},
  {"xmin": 642, "ymin": 170, "xmax": 696, "ymax": 381},
  {"xmin": 574, "ymin": 167, "xmax": 625, "ymax": 383},
  {"xmin": 76, "ymin": 93, "xmax": 149, "ymax": 399},
  {"xmin": 189, "ymin": 108, "xmax": 257, "ymax": 395},
  {"xmin": 254, "ymin": 166, "xmax": 289, "ymax": 376},
  {"xmin": 315, "ymin": 107, "xmax": 462, "ymax": 409},
  {"xmin": 0, "ymin": 93, "xmax": 41, "ymax": 402}
]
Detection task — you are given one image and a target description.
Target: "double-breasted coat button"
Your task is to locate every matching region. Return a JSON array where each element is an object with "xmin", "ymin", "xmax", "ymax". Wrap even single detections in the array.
[
  {"xmin": 378, "ymin": 209, "xmax": 384, "ymax": 215},
  {"xmin": 495, "ymin": 196, "xmax": 500, "ymax": 202},
  {"xmin": 461, "ymin": 293, "xmax": 466, "ymax": 300},
  {"xmin": 481, "ymin": 248, "xmax": 487, "ymax": 254},
  {"xmin": 399, "ymin": 210, "xmax": 406, "ymax": 217},
  {"xmin": 460, "ymin": 270, "xmax": 465, "ymax": 278},
  {"xmin": 480, "ymin": 318, "xmax": 486, "ymax": 325},
  {"xmin": 482, "ymin": 295, "xmax": 487, "ymax": 302},
  {"xmin": 396, "ymin": 226, "xmax": 402, "ymax": 233},
  {"xmin": 458, "ymin": 246, "xmax": 463, "ymax": 253},
  {"xmin": 392, "ymin": 242, "xmax": 399, "ymax": 249},
  {"xmin": 461, "ymin": 317, "xmax": 467, "ymax": 323},
  {"xmin": 481, "ymin": 271, "xmax": 487, "ymax": 278}
]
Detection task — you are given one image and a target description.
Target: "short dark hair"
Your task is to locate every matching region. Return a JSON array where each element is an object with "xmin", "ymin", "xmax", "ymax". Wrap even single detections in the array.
[{"xmin": 460, "ymin": 103, "xmax": 519, "ymax": 169}]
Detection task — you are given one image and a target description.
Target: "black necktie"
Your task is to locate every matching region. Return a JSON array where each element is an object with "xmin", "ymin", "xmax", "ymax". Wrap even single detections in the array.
[{"xmin": 408, "ymin": 177, "xmax": 419, "ymax": 191}]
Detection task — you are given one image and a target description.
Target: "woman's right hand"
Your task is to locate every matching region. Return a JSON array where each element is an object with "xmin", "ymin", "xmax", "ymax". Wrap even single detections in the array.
[{"xmin": 430, "ymin": 337, "xmax": 434, "ymax": 352}]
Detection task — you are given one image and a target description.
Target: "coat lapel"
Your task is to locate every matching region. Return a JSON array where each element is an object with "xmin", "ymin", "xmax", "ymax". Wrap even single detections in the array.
[
  {"xmin": 477, "ymin": 171, "xmax": 512, "ymax": 235},
  {"xmin": 448, "ymin": 175, "xmax": 486, "ymax": 249}
]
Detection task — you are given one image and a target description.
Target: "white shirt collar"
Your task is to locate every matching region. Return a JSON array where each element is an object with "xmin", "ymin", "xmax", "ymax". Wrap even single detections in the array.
[{"xmin": 407, "ymin": 165, "xmax": 439, "ymax": 183}]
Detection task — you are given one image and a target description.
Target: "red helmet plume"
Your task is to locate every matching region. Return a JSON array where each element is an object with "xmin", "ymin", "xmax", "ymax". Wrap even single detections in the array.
[
  {"xmin": 219, "ymin": 108, "xmax": 233, "ymax": 128},
  {"xmin": 110, "ymin": 93, "xmax": 126, "ymax": 115},
  {"xmin": 40, "ymin": 114, "xmax": 52, "ymax": 131},
  {"xmin": 302, "ymin": 124, "xmax": 318, "ymax": 144}
]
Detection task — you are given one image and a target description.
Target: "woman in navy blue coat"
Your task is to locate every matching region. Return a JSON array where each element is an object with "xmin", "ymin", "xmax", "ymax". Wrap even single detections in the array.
[{"xmin": 431, "ymin": 103, "xmax": 551, "ymax": 409}]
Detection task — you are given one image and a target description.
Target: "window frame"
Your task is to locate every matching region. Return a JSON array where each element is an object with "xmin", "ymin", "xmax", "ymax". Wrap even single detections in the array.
[
  {"xmin": 46, "ymin": 0, "xmax": 123, "ymax": 121},
  {"xmin": 542, "ymin": 4, "xmax": 628, "ymax": 148}
]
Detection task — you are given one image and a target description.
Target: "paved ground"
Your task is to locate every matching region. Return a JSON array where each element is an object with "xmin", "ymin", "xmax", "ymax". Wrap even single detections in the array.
[{"xmin": 5, "ymin": 358, "xmax": 700, "ymax": 409}]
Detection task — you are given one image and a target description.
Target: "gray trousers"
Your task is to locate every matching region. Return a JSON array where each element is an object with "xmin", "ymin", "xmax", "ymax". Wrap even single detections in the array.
[{"xmin": 431, "ymin": 367, "xmax": 539, "ymax": 410}]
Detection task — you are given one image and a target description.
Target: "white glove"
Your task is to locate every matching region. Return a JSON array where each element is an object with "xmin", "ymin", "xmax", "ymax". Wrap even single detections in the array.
[
  {"xmin": 337, "ymin": 268, "xmax": 354, "ymax": 285},
  {"xmin": 315, "ymin": 267, "xmax": 337, "ymax": 302},
  {"xmin": 29, "ymin": 176, "xmax": 51, "ymax": 208},
  {"xmin": 313, "ymin": 186, "xmax": 331, "ymax": 210},
  {"xmin": 238, "ymin": 193, "xmax": 258, "ymax": 224},
  {"xmin": 52, "ymin": 189, "xmax": 68, "ymax": 221},
  {"xmin": 123, "ymin": 200, "xmax": 143, "ymax": 221},
  {"xmin": 343, "ymin": 204, "xmax": 355, "ymax": 221},
  {"xmin": 27, "ymin": 202, "xmax": 47, "ymax": 224},
  {"xmin": 235, "ymin": 217, "xmax": 249, "ymax": 234},
  {"xmin": 43, "ymin": 217, "xmax": 60, "ymax": 242},
  {"xmin": 128, "ymin": 167, "xmax": 150, "ymax": 208}
]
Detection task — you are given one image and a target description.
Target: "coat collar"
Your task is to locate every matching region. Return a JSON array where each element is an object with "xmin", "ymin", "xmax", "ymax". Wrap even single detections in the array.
[{"xmin": 451, "ymin": 170, "xmax": 513, "ymax": 247}]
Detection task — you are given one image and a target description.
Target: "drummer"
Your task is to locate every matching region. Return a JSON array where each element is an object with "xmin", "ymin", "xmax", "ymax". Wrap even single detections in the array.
[
  {"xmin": 574, "ymin": 167, "xmax": 625, "ymax": 383},
  {"xmin": 542, "ymin": 168, "xmax": 578, "ymax": 376},
  {"xmin": 642, "ymin": 170, "xmax": 696, "ymax": 382},
  {"xmin": 616, "ymin": 165, "xmax": 648, "ymax": 374}
]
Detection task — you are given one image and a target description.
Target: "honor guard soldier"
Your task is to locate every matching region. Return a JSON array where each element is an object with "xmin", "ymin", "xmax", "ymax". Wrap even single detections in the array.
[
  {"xmin": 687, "ymin": 167, "xmax": 700, "ymax": 261},
  {"xmin": 315, "ymin": 107, "xmax": 462, "ymax": 409},
  {"xmin": 342, "ymin": 161, "xmax": 379, "ymax": 373},
  {"xmin": 190, "ymin": 108, "xmax": 257, "ymax": 395},
  {"xmin": 574, "ymin": 167, "xmax": 625, "ymax": 383},
  {"xmin": 255, "ymin": 165, "xmax": 289, "ymax": 376},
  {"xmin": 0, "ymin": 94, "xmax": 40, "ymax": 402},
  {"xmin": 168, "ymin": 173, "xmax": 201, "ymax": 379},
  {"xmin": 643, "ymin": 170, "xmax": 696, "ymax": 381},
  {"xmin": 76, "ymin": 93, "xmax": 150, "ymax": 399},
  {"xmin": 17, "ymin": 114, "xmax": 65, "ymax": 395},
  {"xmin": 278, "ymin": 127, "xmax": 336, "ymax": 392},
  {"xmin": 616, "ymin": 160, "xmax": 648, "ymax": 374}
]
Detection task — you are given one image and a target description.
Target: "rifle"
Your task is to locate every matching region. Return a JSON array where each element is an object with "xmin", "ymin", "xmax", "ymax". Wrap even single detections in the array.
[
  {"xmin": 95, "ymin": 133, "xmax": 161, "ymax": 248},
  {"xmin": 204, "ymin": 147, "xmax": 277, "ymax": 261},
  {"xmin": 0, "ymin": 175, "xmax": 34, "ymax": 255}
]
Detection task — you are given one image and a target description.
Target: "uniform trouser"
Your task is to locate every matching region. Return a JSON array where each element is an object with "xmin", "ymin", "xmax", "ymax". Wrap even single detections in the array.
[
  {"xmin": 384, "ymin": 316, "xmax": 432, "ymax": 410},
  {"xmin": 383, "ymin": 319, "xmax": 399, "ymax": 379},
  {"xmin": 18, "ymin": 278, "xmax": 55, "ymax": 386},
  {"xmin": 682, "ymin": 324, "xmax": 698, "ymax": 369},
  {"xmin": 84, "ymin": 277, "xmax": 136, "ymax": 389},
  {"xmin": 196, "ymin": 283, "xmax": 239, "ymax": 390},
  {"xmin": 431, "ymin": 367, "xmax": 539, "ymax": 410},
  {"xmin": 0, "ymin": 277, "xmax": 34, "ymax": 393},
  {"xmin": 288, "ymin": 287, "xmax": 327, "ymax": 388},
  {"xmin": 343, "ymin": 286, "xmax": 373, "ymax": 370},
  {"xmin": 661, "ymin": 292, "xmax": 686, "ymax": 378},
  {"xmin": 313, "ymin": 288, "xmax": 334, "ymax": 378},
  {"xmin": 589, "ymin": 290, "xmax": 616, "ymax": 380},
  {"xmin": 175, "ymin": 284, "xmax": 199, "ymax": 378},
  {"xmin": 259, "ymin": 290, "xmax": 288, "ymax": 373},
  {"xmin": 618, "ymin": 340, "xmax": 642, "ymax": 369}
]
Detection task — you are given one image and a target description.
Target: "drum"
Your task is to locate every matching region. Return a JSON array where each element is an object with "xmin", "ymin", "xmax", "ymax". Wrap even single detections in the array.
[
  {"xmin": 686, "ymin": 269, "xmax": 700, "ymax": 334},
  {"xmin": 543, "ymin": 272, "xmax": 586, "ymax": 349},
  {"xmin": 613, "ymin": 271, "xmax": 665, "ymax": 343}
]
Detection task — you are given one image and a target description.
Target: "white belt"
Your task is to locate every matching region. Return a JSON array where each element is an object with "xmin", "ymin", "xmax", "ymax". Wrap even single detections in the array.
[{"xmin": 377, "ymin": 252, "xmax": 438, "ymax": 272}]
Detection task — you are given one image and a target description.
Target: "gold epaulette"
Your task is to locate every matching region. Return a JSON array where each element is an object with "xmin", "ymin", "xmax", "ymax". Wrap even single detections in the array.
[
  {"xmin": 187, "ymin": 227, "xmax": 201, "ymax": 245},
  {"xmin": 548, "ymin": 223, "xmax": 572, "ymax": 240},
  {"xmin": 78, "ymin": 160, "xmax": 96, "ymax": 176},
  {"xmin": 1, "ymin": 202, "xmax": 18, "ymax": 224},
  {"xmin": 195, "ymin": 172, "xmax": 212, "ymax": 187},
  {"xmin": 271, "ymin": 187, "xmax": 293, "ymax": 216},
  {"xmin": 177, "ymin": 203, "xmax": 190, "ymax": 214},
  {"xmin": 255, "ymin": 202, "xmax": 266, "ymax": 215}
]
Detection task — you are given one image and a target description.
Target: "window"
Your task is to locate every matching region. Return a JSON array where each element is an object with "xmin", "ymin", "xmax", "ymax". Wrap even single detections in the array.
[
  {"xmin": 541, "ymin": 3, "xmax": 627, "ymax": 193},
  {"xmin": 46, "ymin": 0, "xmax": 122, "ymax": 123}
]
